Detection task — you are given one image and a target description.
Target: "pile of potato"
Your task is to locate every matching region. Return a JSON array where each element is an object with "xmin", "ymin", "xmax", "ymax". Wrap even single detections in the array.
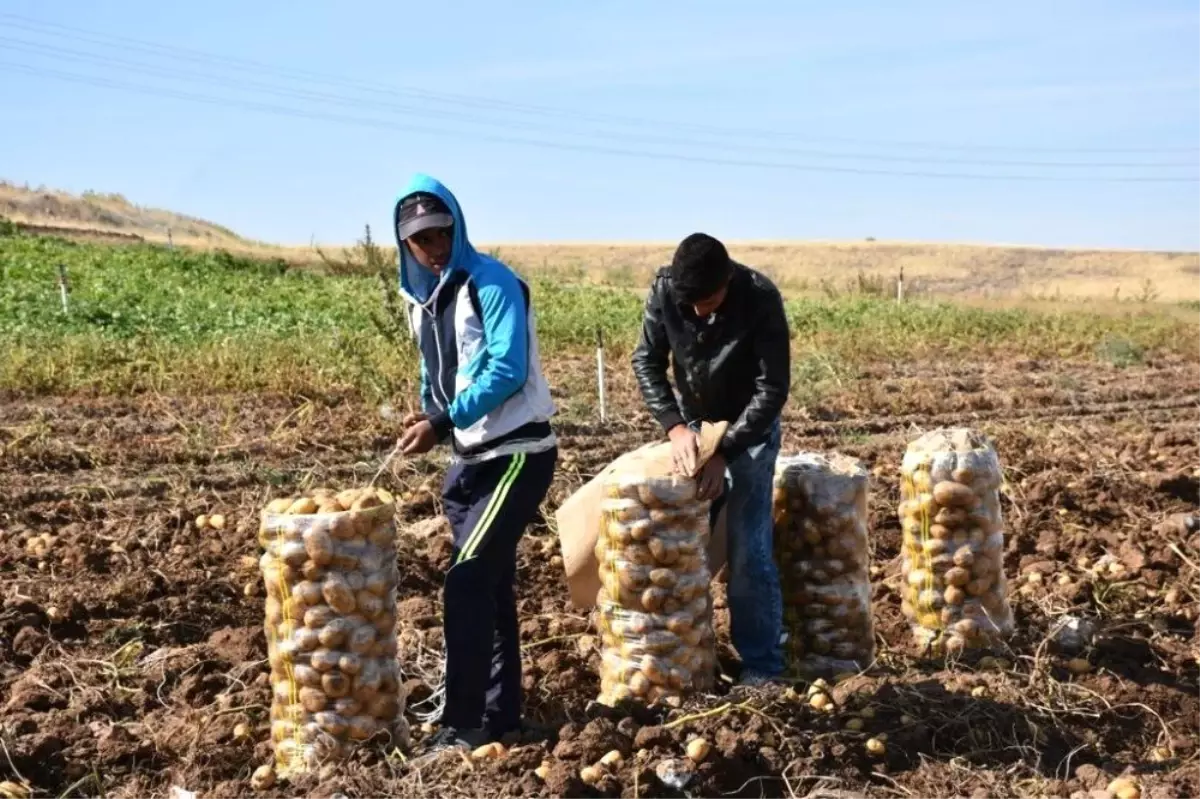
[
  {"xmin": 594, "ymin": 473, "xmax": 715, "ymax": 708},
  {"xmin": 258, "ymin": 486, "xmax": 406, "ymax": 775},
  {"xmin": 773, "ymin": 453, "xmax": 876, "ymax": 677},
  {"xmin": 898, "ymin": 429, "xmax": 1014, "ymax": 654}
]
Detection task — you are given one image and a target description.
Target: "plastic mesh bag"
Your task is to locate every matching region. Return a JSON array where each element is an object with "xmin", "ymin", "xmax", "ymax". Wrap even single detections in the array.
[
  {"xmin": 259, "ymin": 487, "xmax": 407, "ymax": 776},
  {"xmin": 898, "ymin": 429, "xmax": 1014, "ymax": 654},
  {"xmin": 773, "ymin": 453, "xmax": 875, "ymax": 677},
  {"xmin": 594, "ymin": 473, "xmax": 715, "ymax": 707}
]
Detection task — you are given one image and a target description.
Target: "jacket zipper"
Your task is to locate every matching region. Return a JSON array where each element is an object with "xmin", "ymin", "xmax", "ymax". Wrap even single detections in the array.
[{"xmin": 423, "ymin": 282, "xmax": 452, "ymax": 410}]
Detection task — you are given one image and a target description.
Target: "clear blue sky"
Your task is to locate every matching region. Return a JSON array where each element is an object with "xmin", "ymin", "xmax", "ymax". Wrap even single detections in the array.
[{"xmin": 1, "ymin": 1, "xmax": 1197, "ymax": 250}]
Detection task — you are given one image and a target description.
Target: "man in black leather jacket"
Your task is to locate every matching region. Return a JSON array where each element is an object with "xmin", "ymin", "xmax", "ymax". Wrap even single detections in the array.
[{"xmin": 631, "ymin": 232, "xmax": 790, "ymax": 684}]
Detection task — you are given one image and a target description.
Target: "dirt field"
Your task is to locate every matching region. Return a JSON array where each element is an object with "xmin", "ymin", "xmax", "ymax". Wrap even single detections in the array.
[{"xmin": 1, "ymin": 353, "xmax": 1197, "ymax": 799}]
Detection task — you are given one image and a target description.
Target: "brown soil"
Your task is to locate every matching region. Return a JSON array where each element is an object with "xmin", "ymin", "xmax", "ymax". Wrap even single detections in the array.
[{"xmin": 0, "ymin": 356, "xmax": 1196, "ymax": 798}]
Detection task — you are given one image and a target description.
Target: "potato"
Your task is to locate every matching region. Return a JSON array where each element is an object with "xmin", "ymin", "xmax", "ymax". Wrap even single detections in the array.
[
  {"xmin": 299, "ymin": 686, "xmax": 327, "ymax": 712},
  {"xmin": 364, "ymin": 571, "xmax": 391, "ymax": 597},
  {"xmin": 641, "ymin": 630, "xmax": 679, "ymax": 654},
  {"xmin": 289, "ymin": 580, "xmax": 321, "ymax": 607},
  {"xmin": 647, "ymin": 538, "xmax": 680, "ymax": 565},
  {"xmin": 292, "ymin": 662, "xmax": 321, "ymax": 686},
  {"xmin": 366, "ymin": 521, "xmax": 394, "ymax": 547},
  {"xmin": 628, "ymin": 672, "xmax": 651, "ymax": 697},
  {"xmin": 316, "ymin": 498, "xmax": 345, "ymax": 515},
  {"xmin": 608, "ymin": 478, "xmax": 644, "ymax": 501},
  {"xmin": 271, "ymin": 719, "xmax": 297, "ymax": 742},
  {"xmin": 933, "ymin": 507, "xmax": 968, "ymax": 527},
  {"xmin": 356, "ymin": 592, "xmax": 384, "ymax": 619},
  {"xmin": 335, "ymin": 544, "xmax": 365, "ymax": 573},
  {"xmin": 665, "ymin": 612, "xmax": 695, "ymax": 635},
  {"xmin": 617, "ymin": 564, "xmax": 650, "ymax": 591},
  {"xmin": 909, "ymin": 545, "xmax": 941, "ymax": 566},
  {"xmin": 953, "ymin": 618, "xmax": 980, "ymax": 639},
  {"xmin": 933, "ymin": 481, "xmax": 977, "ymax": 508},
  {"xmin": 305, "ymin": 528, "xmax": 335, "ymax": 565},
  {"xmin": 351, "ymin": 488, "xmax": 384, "ymax": 510},
  {"xmin": 321, "ymin": 671, "xmax": 351, "ymax": 699},
  {"xmin": 907, "ymin": 568, "xmax": 930, "ymax": 588},
  {"xmin": 327, "ymin": 488, "xmax": 356, "ymax": 508},
  {"xmin": 649, "ymin": 568, "xmax": 679, "ymax": 589},
  {"xmin": 944, "ymin": 586, "xmax": 966, "ymax": 605},
  {"xmin": 623, "ymin": 543, "xmax": 656, "ymax": 566},
  {"xmin": 917, "ymin": 589, "xmax": 944, "ymax": 610},
  {"xmin": 317, "ymin": 618, "xmax": 353, "ymax": 648},
  {"xmin": 314, "ymin": 711, "xmax": 347, "ymax": 736},
  {"xmin": 288, "ymin": 497, "xmax": 321, "ymax": 515},
  {"xmin": 304, "ymin": 605, "xmax": 335, "ymax": 630},
  {"xmin": 311, "ymin": 649, "xmax": 340, "ymax": 672},
  {"xmin": 641, "ymin": 477, "xmax": 695, "ymax": 506},
  {"xmin": 945, "ymin": 567, "xmax": 971, "ymax": 588},
  {"xmin": 606, "ymin": 502, "xmax": 648, "ymax": 524},
  {"xmin": 266, "ymin": 497, "xmax": 295, "ymax": 514},
  {"xmin": 345, "ymin": 566, "xmax": 367, "ymax": 590},
  {"xmin": 279, "ymin": 542, "xmax": 308, "ymax": 568},
  {"xmin": 323, "ymin": 577, "xmax": 357, "ymax": 614},
  {"xmin": 604, "ymin": 519, "xmax": 635, "ymax": 544},
  {"xmin": 640, "ymin": 587, "xmax": 669, "ymax": 613},
  {"xmin": 271, "ymin": 679, "xmax": 294, "ymax": 704},
  {"xmin": 294, "ymin": 627, "xmax": 321, "ymax": 652}
]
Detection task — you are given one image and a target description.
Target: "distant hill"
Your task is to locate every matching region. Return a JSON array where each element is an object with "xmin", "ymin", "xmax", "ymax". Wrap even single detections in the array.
[
  {"xmin": 3, "ymin": 181, "xmax": 1196, "ymax": 301},
  {"xmin": 0, "ymin": 180, "xmax": 258, "ymax": 249}
]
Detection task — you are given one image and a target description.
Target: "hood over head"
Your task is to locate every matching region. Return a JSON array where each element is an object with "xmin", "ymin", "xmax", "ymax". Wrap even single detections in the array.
[{"xmin": 393, "ymin": 174, "xmax": 478, "ymax": 305}]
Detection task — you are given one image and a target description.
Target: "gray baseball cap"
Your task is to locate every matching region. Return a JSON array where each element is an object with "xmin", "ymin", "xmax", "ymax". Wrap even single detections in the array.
[{"xmin": 397, "ymin": 193, "xmax": 454, "ymax": 240}]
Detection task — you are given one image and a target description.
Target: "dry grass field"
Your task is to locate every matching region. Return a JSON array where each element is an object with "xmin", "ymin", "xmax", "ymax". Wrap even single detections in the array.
[{"xmin": 4, "ymin": 181, "xmax": 1197, "ymax": 302}]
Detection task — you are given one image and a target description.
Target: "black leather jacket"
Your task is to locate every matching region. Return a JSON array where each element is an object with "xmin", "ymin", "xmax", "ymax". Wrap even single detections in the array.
[{"xmin": 631, "ymin": 263, "xmax": 790, "ymax": 459}]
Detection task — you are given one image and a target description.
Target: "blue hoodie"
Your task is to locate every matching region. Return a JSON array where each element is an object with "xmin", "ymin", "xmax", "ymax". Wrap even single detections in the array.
[{"xmin": 394, "ymin": 174, "xmax": 556, "ymax": 461}]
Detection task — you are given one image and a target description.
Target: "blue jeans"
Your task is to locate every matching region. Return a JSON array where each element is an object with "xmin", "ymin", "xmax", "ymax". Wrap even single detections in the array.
[{"xmin": 709, "ymin": 421, "xmax": 784, "ymax": 677}]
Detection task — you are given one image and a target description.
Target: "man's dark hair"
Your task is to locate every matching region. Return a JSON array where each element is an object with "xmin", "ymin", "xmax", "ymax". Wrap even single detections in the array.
[{"xmin": 670, "ymin": 233, "xmax": 733, "ymax": 302}]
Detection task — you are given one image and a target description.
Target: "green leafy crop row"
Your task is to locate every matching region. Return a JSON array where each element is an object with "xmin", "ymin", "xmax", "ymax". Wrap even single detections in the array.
[{"xmin": 2, "ymin": 232, "xmax": 1193, "ymax": 398}]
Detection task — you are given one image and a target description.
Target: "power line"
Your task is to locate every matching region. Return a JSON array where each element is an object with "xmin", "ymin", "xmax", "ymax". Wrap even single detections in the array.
[
  {"xmin": 3, "ymin": 34, "xmax": 1194, "ymax": 171},
  {"xmin": 2, "ymin": 11, "xmax": 1197, "ymax": 157},
  {"xmin": 3, "ymin": 59, "xmax": 1196, "ymax": 184}
]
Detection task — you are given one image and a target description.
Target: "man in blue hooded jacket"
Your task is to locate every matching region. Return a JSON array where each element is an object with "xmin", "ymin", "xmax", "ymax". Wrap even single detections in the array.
[{"xmin": 393, "ymin": 174, "xmax": 558, "ymax": 750}]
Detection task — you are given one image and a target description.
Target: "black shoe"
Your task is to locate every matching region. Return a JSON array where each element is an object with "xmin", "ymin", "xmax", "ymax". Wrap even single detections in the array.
[
  {"xmin": 493, "ymin": 718, "xmax": 554, "ymax": 744},
  {"xmin": 424, "ymin": 725, "xmax": 492, "ymax": 754}
]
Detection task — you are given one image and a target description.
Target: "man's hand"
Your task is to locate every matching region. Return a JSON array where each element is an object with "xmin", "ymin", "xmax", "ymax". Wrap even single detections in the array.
[
  {"xmin": 399, "ymin": 418, "xmax": 438, "ymax": 455},
  {"xmin": 668, "ymin": 425, "xmax": 700, "ymax": 477},
  {"xmin": 696, "ymin": 453, "xmax": 726, "ymax": 501},
  {"xmin": 401, "ymin": 411, "xmax": 428, "ymax": 427}
]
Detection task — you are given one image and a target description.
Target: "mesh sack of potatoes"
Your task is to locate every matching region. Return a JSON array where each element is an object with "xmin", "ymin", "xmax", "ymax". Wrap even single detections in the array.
[
  {"xmin": 594, "ymin": 472, "xmax": 716, "ymax": 708},
  {"xmin": 773, "ymin": 453, "xmax": 875, "ymax": 677},
  {"xmin": 898, "ymin": 428, "xmax": 1014, "ymax": 654},
  {"xmin": 258, "ymin": 486, "xmax": 407, "ymax": 776}
]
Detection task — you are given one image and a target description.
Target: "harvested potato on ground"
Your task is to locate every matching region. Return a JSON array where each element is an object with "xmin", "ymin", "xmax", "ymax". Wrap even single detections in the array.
[{"xmin": 899, "ymin": 429, "xmax": 1013, "ymax": 654}]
